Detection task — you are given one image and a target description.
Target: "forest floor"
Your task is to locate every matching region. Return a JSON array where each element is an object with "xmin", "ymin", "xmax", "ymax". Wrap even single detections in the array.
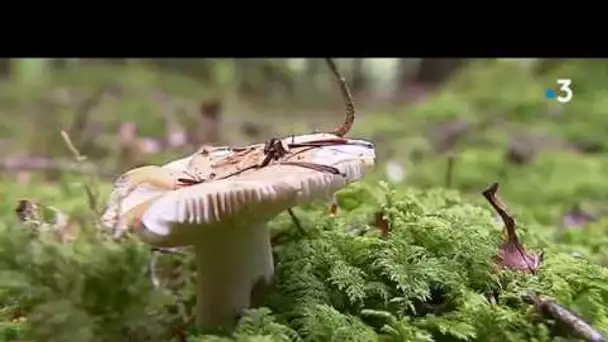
[{"xmin": 1, "ymin": 59, "xmax": 608, "ymax": 342}]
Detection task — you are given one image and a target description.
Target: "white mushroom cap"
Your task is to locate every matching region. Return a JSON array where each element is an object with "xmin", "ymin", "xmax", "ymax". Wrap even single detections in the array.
[{"xmin": 102, "ymin": 133, "xmax": 375, "ymax": 247}]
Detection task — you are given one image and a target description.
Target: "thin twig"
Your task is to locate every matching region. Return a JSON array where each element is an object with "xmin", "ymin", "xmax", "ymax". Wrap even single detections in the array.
[
  {"xmin": 482, "ymin": 183, "xmax": 541, "ymax": 274},
  {"xmin": 325, "ymin": 58, "xmax": 355, "ymax": 137},
  {"xmin": 60, "ymin": 130, "xmax": 100, "ymax": 216},
  {"xmin": 482, "ymin": 183, "xmax": 516, "ymax": 241},
  {"xmin": 61, "ymin": 131, "xmax": 86, "ymax": 162},
  {"xmin": 69, "ymin": 85, "xmax": 109, "ymax": 148},
  {"xmin": 199, "ymin": 99, "xmax": 222, "ymax": 144},
  {"xmin": 523, "ymin": 293, "xmax": 606, "ymax": 342},
  {"xmin": 287, "ymin": 208, "xmax": 305, "ymax": 236}
]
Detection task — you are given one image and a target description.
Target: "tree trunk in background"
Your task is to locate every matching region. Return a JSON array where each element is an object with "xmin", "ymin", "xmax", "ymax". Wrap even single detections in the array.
[
  {"xmin": 396, "ymin": 59, "xmax": 418, "ymax": 92},
  {"xmin": 10, "ymin": 59, "xmax": 51, "ymax": 88},
  {"xmin": 534, "ymin": 58, "xmax": 568, "ymax": 75},
  {"xmin": 261, "ymin": 59, "xmax": 293, "ymax": 101},
  {"xmin": 395, "ymin": 59, "xmax": 422, "ymax": 102},
  {"xmin": 304, "ymin": 58, "xmax": 323, "ymax": 99},
  {"xmin": 305, "ymin": 58, "xmax": 322, "ymax": 84},
  {"xmin": 414, "ymin": 58, "xmax": 464, "ymax": 87},
  {"xmin": 0, "ymin": 59, "xmax": 9, "ymax": 76},
  {"xmin": 351, "ymin": 58, "xmax": 366, "ymax": 95},
  {"xmin": 102, "ymin": 58, "xmax": 129, "ymax": 66},
  {"xmin": 235, "ymin": 59, "xmax": 255, "ymax": 98},
  {"xmin": 151, "ymin": 59, "xmax": 215, "ymax": 83},
  {"xmin": 297, "ymin": 58, "xmax": 321, "ymax": 103},
  {"xmin": 236, "ymin": 59, "xmax": 294, "ymax": 103},
  {"xmin": 50, "ymin": 59, "xmax": 68, "ymax": 70},
  {"xmin": 199, "ymin": 99, "xmax": 222, "ymax": 145},
  {"xmin": 395, "ymin": 58, "xmax": 465, "ymax": 103}
]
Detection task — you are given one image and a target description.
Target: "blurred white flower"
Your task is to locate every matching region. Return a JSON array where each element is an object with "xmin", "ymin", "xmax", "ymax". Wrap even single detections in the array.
[
  {"xmin": 140, "ymin": 138, "xmax": 162, "ymax": 154},
  {"xmin": 167, "ymin": 128, "xmax": 187, "ymax": 147},
  {"xmin": 384, "ymin": 160, "xmax": 406, "ymax": 183}
]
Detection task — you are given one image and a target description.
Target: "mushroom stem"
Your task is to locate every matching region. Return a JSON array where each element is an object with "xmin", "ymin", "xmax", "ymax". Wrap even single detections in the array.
[{"xmin": 193, "ymin": 221, "xmax": 274, "ymax": 327}]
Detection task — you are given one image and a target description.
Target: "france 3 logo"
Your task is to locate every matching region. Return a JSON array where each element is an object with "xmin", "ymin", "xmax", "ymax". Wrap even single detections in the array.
[{"xmin": 545, "ymin": 79, "xmax": 573, "ymax": 103}]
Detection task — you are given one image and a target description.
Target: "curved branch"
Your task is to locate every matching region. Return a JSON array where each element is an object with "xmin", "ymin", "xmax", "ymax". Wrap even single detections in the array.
[{"xmin": 325, "ymin": 58, "xmax": 355, "ymax": 137}]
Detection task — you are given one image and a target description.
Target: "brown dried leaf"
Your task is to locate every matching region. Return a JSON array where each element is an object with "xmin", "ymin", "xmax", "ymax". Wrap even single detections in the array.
[{"xmin": 482, "ymin": 183, "xmax": 543, "ymax": 274}]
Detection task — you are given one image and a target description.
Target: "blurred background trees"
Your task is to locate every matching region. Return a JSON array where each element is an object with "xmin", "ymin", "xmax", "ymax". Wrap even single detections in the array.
[
  {"xmin": 0, "ymin": 57, "xmax": 602, "ymax": 223},
  {"xmin": 0, "ymin": 58, "xmax": 470, "ymax": 154},
  {"xmin": 1, "ymin": 58, "xmax": 468, "ymax": 175}
]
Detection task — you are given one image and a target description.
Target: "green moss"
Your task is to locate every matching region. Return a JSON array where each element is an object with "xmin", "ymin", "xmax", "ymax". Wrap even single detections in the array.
[{"xmin": 0, "ymin": 182, "xmax": 606, "ymax": 341}]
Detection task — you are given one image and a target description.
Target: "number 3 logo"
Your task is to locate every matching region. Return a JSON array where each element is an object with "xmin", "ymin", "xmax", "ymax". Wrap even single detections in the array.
[{"xmin": 556, "ymin": 79, "xmax": 573, "ymax": 103}]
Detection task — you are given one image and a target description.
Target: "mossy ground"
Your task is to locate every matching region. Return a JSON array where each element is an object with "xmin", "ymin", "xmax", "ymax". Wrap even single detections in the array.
[{"xmin": 1, "ymin": 59, "xmax": 607, "ymax": 341}]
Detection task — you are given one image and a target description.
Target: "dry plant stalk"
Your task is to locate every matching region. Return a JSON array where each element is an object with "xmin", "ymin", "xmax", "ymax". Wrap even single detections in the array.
[
  {"xmin": 321, "ymin": 58, "xmax": 356, "ymax": 219},
  {"xmin": 61, "ymin": 130, "xmax": 101, "ymax": 217},
  {"xmin": 284, "ymin": 58, "xmax": 356, "ymax": 228},
  {"xmin": 482, "ymin": 182, "xmax": 543, "ymax": 274},
  {"xmin": 325, "ymin": 58, "xmax": 355, "ymax": 137},
  {"xmin": 60, "ymin": 131, "xmax": 86, "ymax": 162},
  {"xmin": 199, "ymin": 99, "xmax": 222, "ymax": 145},
  {"xmin": 286, "ymin": 208, "xmax": 305, "ymax": 236},
  {"xmin": 68, "ymin": 85, "xmax": 109, "ymax": 149}
]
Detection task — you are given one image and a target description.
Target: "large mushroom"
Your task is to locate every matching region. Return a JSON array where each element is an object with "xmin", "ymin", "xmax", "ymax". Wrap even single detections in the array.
[
  {"xmin": 101, "ymin": 59, "xmax": 376, "ymax": 327},
  {"xmin": 102, "ymin": 133, "xmax": 375, "ymax": 326}
]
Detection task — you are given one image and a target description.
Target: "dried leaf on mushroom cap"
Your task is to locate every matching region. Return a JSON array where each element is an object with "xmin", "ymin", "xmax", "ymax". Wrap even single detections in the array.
[
  {"xmin": 102, "ymin": 133, "xmax": 374, "ymax": 239},
  {"xmin": 140, "ymin": 144, "xmax": 375, "ymax": 247},
  {"xmin": 140, "ymin": 135, "xmax": 374, "ymax": 246},
  {"xmin": 181, "ymin": 133, "xmax": 373, "ymax": 184}
]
